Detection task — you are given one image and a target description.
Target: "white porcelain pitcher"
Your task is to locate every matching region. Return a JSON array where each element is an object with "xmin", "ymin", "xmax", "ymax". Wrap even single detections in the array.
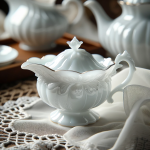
[{"xmin": 84, "ymin": 0, "xmax": 150, "ymax": 69}]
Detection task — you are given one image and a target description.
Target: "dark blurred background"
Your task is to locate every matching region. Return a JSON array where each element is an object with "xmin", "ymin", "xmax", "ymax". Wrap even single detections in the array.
[{"xmin": 0, "ymin": 0, "xmax": 9, "ymax": 14}]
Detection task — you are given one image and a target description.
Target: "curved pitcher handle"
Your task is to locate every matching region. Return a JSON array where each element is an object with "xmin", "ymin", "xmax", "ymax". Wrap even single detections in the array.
[
  {"xmin": 61, "ymin": 0, "xmax": 84, "ymax": 25},
  {"xmin": 107, "ymin": 51, "xmax": 136, "ymax": 103}
]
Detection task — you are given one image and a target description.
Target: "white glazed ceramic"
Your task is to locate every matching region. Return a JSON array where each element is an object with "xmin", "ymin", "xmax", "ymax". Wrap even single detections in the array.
[
  {"xmin": 21, "ymin": 37, "xmax": 135, "ymax": 127},
  {"xmin": 84, "ymin": 0, "xmax": 150, "ymax": 68},
  {"xmin": 58, "ymin": 0, "xmax": 98, "ymax": 42},
  {"xmin": 4, "ymin": 0, "xmax": 80, "ymax": 51},
  {"xmin": 35, "ymin": 0, "xmax": 99, "ymax": 42},
  {"xmin": 0, "ymin": 45, "xmax": 18, "ymax": 67}
]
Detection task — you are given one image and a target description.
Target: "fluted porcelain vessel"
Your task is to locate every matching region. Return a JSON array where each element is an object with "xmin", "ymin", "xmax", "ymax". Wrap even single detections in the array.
[
  {"xmin": 21, "ymin": 37, "xmax": 136, "ymax": 127},
  {"xmin": 4, "ymin": 0, "xmax": 82, "ymax": 51},
  {"xmin": 84, "ymin": 0, "xmax": 150, "ymax": 69}
]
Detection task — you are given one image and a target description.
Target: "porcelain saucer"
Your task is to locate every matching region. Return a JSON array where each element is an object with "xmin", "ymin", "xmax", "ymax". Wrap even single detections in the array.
[{"xmin": 0, "ymin": 45, "xmax": 18, "ymax": 67}]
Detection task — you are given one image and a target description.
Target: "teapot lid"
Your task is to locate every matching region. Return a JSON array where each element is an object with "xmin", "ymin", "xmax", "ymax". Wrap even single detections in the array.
[
  {"xmin": 118, "ymin": 0, "xmax": 150, "ymax": 5},
  {"xmin": 45, "ymin": 37, "xmax": 108, "ymax": 73}
]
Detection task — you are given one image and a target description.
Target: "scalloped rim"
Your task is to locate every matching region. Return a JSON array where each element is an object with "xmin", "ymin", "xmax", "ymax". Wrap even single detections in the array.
[
  {"xmin": 22, "ymin": 55, "xmax": 115, "ymax": 74},
  {"xmin": 22, "ymin": 62, "xmax": 115, "ymax": 74}
]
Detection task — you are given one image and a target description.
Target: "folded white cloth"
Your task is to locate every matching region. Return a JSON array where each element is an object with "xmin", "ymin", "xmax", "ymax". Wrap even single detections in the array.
[{"xmin": 67, "ymin": 85, "xmax": 150, "ymax": 150}]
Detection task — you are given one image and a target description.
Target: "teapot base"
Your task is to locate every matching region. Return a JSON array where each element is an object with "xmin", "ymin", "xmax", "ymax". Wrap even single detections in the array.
[
  {"xmin": 19, "ymin": 42, "xmax": 56, "ymax": 51},
  {"xmin": 50, "ymin": 109, "xmax": 100, "ymax": 127}
]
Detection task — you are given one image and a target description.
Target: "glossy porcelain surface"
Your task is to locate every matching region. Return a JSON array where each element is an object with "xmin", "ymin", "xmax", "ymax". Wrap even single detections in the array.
[
  {"xmin": 0, "ymin": 45, "xmax": 18, "ymax": 67},
  {"xmin": 4, "ymin": 0, "xmax": 69, "ymax": 51},
  {"xmin": 85, "ymin": 0, "xmax": 150, "ymax": 68},
  {"xmin": 55, "ymin": 0, "xmax": 99, "ymax": 41},
  {"xmin": 21, "ymin": 37, "xmax": 135, "ymax": 127},
  {"xmin": 56, "ymin": 0, "xmax": 84, "ymax": 25}
]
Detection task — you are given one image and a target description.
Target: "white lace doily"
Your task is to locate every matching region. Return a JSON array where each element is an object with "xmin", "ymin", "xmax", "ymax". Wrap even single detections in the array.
[
  {"xmin": 0, "ymin": 97, "xmax": 79, "ymax": 150},
  {"xmin": 0, "ymin": 79, "xmax": 38, "ymax": 106}
]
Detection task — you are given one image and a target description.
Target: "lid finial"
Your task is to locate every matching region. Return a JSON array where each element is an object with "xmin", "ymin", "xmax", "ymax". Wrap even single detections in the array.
[{"xmin": 67, "ymin": 37, "xmax": 83, "ymax": 50}]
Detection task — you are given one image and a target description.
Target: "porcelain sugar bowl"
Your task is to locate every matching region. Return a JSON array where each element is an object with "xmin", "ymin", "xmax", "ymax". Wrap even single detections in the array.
[{"xmin": 21, "ymin": 37, "xmax": 136, "ymax": 127}]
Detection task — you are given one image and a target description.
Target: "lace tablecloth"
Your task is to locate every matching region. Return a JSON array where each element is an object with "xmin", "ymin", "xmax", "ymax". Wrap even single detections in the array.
[
  {"xmin": 0, "ymin": 78, "xmax": 75, "ymax": 150},
  {"xmin": 0, "ymin": 78, "xmax": 38, "ymax": 106}
]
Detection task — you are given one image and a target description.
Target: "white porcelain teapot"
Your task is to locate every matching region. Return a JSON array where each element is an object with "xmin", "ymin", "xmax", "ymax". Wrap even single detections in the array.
[
  {"xmin": 21, "ymin": 37, "xmax": 136, "ymax": 127},
  {"xmin": 4, "ymin": 0, "xmax": 83, "ymax": 51},
  {"xmin": 84, "ymin": 0, "xmax": 150, "ymax": 69}
]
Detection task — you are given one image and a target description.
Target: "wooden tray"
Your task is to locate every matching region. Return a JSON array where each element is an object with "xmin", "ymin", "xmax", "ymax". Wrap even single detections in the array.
[{"xmin": 0, "ymin": 33, "xmax": 106, "ymax": 84}]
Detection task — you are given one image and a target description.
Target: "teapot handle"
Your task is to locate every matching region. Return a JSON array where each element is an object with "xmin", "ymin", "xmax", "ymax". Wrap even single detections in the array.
[
  {"xmin": 107, "ymin": 51, "xmax": 136, "ymax": 103},
  {"xmin": 61, "ymin": 0, "xmax": 84, "ymax": 25}
]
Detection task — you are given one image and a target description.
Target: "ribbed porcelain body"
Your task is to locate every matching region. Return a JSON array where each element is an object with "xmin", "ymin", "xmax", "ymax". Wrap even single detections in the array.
[
  {"xmin": 4, "ymin": 0, "xmax": 68, "ymax": 50},
  {"xmin": 85, "ymin": 1, "xmax": 150, "ymax": 69},
  {"xmin": 37, "ymin": 77, "xmax": 111, "ymax": 112},
  {"xmin": 22, "ymin": 49, "xmax": 136, "ymax": 126},
  {"xmin": 102, "ymin": 4, "xmax": 150, "ymax": 68},
  {"xmin": 21, "ymin": 36, "xmax": 136, "ymax": 126}
]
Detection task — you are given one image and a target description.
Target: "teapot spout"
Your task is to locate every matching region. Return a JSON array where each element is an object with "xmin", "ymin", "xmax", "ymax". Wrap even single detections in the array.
[
  {"xmin": 21, "ymin": 62, "xmax": 56, "ymax": 83},
  {"xmin": 84, "ymin": 0, "xmax": 112, "ymax": 37}
]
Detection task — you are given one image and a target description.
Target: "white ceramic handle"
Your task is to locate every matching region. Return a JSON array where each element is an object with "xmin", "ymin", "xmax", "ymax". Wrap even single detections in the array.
[
  {"xmin": 62, "ymin": 0, "xmax": 84, "ymax": 25},
  {"xmin": 107, "ymin": 51, "xmax": 136, "ymax": 103}
]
